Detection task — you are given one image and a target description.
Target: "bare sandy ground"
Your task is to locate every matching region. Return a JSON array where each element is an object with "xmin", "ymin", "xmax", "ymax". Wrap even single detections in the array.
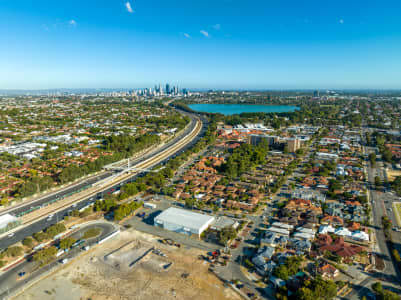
[
  {"xmin": 387, "ymin": 169, "xmax": 401, "ymax": 182},
  {"xmin": 13, "ymin": 230, "xmax": 240, "ymax": 300}
]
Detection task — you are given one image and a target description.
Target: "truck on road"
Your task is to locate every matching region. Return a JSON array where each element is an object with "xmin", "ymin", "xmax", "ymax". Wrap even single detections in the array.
[{"xmin": 144, "ymin": 203, "xmax": 156, "ymax": 209}]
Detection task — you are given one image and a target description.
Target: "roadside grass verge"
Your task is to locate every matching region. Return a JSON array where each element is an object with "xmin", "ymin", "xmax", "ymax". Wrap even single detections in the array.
[
  {"xmin": 83, "ymin": 227, "xmax": 102, "ymax": 239},
  {"xmin": 392, "ymin": 202, "xmax": 401, "ymax": 227}
]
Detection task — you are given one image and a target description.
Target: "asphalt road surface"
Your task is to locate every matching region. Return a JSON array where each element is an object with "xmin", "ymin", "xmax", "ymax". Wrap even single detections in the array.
[
  {"xmin": 0, "ymin": 172, "xmax": 112, "ymax": 218},
  {"xmin": 0, "ymin": 222, "xmax": 116, "ymax": 299},
  {"xmin": 0, "ymin": 109, "xmax": 201, "ymax": 220},
  {"xmin": 346, "ymin": 144, "xmax": 401, "ymax": 300},
  {"xmin": 0, "ymin": 111, "xmax": 207, "ymax": 250}
]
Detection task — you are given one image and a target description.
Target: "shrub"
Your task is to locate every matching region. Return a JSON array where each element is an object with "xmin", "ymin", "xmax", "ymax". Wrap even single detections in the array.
[
  {"xmin": 45, "ymin": 223, "xmax": 66, "ymax": 238},
  {"xmin": 33, "ymin": 246, "xmax": 58, "ymax": 266},
  {"xmin": 22, "ymin": 237, "xmax": 34, "ymax": 248},
  {"xmin": 372, "ymin": 282, "xmax": 382, "ymax": 294},
  {"xmin": 244, "ymin": 258, "xmax": 254, "ymax": 269},
  {"xmin": 59, "ymin": 237, "xmax": 76, "ymax": 249},
  {"xmin": 33, "ymin": 231, "xmax": 48, "ymax": 242},
  {"xmin": 5, "ymin": 246, "xmax": 23, "ymax": 257},
  {"xmin": 83, "ymin": 227, "xmax": 101, "ymax": 239},
  {"xmin": 392, "ymin": 249, "xmax": 401, "ymax": 262}
]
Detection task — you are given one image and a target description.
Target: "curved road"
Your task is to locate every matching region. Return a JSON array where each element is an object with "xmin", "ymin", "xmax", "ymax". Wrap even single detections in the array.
[{"xmin": 0, "ymin": 222, "xmax": 116, "ymax": 299}]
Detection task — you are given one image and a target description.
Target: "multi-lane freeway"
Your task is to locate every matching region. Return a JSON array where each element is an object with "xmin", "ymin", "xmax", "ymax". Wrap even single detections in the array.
[{"xmin": 0, "ymin": 110, "xmax": 207, "ymax": 250}]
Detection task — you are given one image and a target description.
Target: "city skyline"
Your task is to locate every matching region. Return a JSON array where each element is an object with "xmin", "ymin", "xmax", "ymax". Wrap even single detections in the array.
[{"xmin": 1, "ymin": 0, "xmax": 401, "ymax": 89}]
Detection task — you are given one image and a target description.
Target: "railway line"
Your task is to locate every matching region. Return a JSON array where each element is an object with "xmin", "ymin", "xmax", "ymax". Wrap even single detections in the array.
[
  {"xmin": 0, "ymin": 113, "xmax": 204, "ymax": 249},
  {"xmin": 0, "ymin": 109, "xmax": 196, "ymax": 219},
  {"xmin": 22, "ymin": 116, "xmax": 202, "ymax": 225}
]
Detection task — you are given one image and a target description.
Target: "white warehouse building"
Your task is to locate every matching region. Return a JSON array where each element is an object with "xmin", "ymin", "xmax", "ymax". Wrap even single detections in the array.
[
  {"xmin": 154, "ymin": 207, "xmax": 215, "ymax": 237},
  {"xmin": 0, "ymin": 213, "xmax": 21, "ymax": 234}
]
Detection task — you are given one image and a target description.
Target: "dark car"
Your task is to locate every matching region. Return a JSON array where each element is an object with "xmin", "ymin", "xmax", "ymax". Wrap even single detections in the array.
[
  {"xmin": 137, "ymin": 212, "xmax": 146, "ymax": 218},
  {"xmin": 18, "ymin": 271, "xmax": 26, "ymax": 277}
]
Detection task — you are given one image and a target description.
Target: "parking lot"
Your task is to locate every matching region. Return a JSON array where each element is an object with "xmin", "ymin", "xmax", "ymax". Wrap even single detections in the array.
[{"xmin": 122, "ymin": 198, "xmax": 217, "ymax": 252}]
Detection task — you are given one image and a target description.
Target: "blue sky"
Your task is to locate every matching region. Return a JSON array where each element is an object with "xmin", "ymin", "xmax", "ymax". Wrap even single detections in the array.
[{"xmin": 1, "ymin": 0, "xmax": 401, "ymax": 90}]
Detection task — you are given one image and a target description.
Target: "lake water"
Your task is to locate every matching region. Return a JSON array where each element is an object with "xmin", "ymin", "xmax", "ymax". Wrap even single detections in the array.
[{"xmin": 188, "ymin": 103, "xmax": 300, "ymax": 115}]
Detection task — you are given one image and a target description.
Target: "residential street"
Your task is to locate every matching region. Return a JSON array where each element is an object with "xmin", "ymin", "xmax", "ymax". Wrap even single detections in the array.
[{"xmin": 346, "ymin": 144, "xmax": 401, "ymax": 300}]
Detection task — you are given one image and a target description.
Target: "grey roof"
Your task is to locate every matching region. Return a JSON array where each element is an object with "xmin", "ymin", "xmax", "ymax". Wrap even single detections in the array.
[
  {"xmin": 258, "ymin": 246, "xmax": 275, "ymax": 259},
  {"xmin": 261, "ymin": 231, "xmax": 277, "ymax": 244},
  {"xmin": 154, "ymin": 207, "xmax": 215, "ymax": 230},
  {"xmin": 210, "ymin": 216, "xmax": 237, "ymax": 230},
  {"xmin": 252, "ymin": 255, "xmax": 266, "ymax": 268},
  {"xmin": 289, "ymin": 238, "xmax": 311, "ymax": 251},
  {"xmin": 270, "ymin": 276, "xmax": 286, "ymax": 287}
]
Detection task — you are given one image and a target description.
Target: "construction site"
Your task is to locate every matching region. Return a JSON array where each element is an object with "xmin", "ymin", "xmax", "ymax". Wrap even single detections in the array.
[{"xmin": 14, "ymin": 229, "xmax": 240, "ymax": 300}]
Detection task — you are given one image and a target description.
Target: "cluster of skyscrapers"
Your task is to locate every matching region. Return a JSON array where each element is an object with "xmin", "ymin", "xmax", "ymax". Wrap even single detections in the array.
[{"xmin": 132, "ymin": 84, "xmax": 188, "ymax": 97}]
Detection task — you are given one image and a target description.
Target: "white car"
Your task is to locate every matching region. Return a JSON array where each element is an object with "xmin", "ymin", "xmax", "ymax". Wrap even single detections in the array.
[{"xmin": 7, "ymin": 233, "xmax": 14, "ymax": 237}]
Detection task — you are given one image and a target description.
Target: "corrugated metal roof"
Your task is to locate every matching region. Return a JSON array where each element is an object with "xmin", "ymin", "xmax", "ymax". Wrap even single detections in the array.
[{"xmin": 155, "ymin": 207, "xmax": 214, "ymax": 230}]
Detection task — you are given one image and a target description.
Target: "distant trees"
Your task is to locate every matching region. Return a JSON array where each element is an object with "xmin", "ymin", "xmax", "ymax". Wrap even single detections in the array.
[
  {"xmin": 392, "ymin": 249, "xmax": 401, "ymax": 263},
  {"xmin": 33, "ymin": 223, "xmax": 66, "ymax": 242},
  {"xmin": 56, "ymin": 132, "xmax": 166, "ymax": 186},
  {"xmin": 382, "ymin": 216, "xmax": 392, "ymax": 231},
  {"xmin": 103, "ymin": 133, "xmax": 160, "ymax": 155},
  {"xmin": 375, "ymin": 176, "xmax": 382, "ymax": 187},
  {"xmin": 318, "ymin": 161, "xmax": 336, "ymax": 177},
  {"xmin": 146, "ymin": 114, "xmax": 190, "ymax": 131},
  {"xmin": 0, "ymin": 197, "xmax": 8, "ymax": 207},
  {"xmin": 184, "ymin": 198, "xmax": 196, "ymax": 209},
  {"xmin": 22, "ymin": 237, "xmax": 34, "ymax": 248},
  {"xmin": 59, "ymin": 237, "xmax": 76, "ymax": 249},
  {"xmin": 392, "ymin": 177, "xmax": 401, "ymax": 196},
  {"xmin": 273, "ymin": 265, "xmax": 290, "ymax": 281},
  {"xmin": 273, "ymin": 256, "xmax": 303, "ymax": 280},
  {"xmin": 33, "ymin": 231, "xmax": 48, "ymax": 243},
  {"xmin": 372, "ymin": 282, "xmax": 400, "ymax": 300},
  {"xmin": 91, "ymin": 119, "xmax": 218, "ymax": 219},
  {"xmin": 372, "ymin": 282, "xmax": 383, "ymax": 294},
  {"xmin": 329, "ymin": 179, "xmax": 342, "ymax": 192},
  {"xmin": 15, "ymin": 176, "xmax": 54, "ymax": 198},
  {"xmin": 4, "ymin": 246, "xmax": 23, "ymax": 258},
  {"xmin": 33, "ymin": 246, "xmax": 58, "ymax": 266},
  {"xmin": 119, "ymin": 183, "xmax": 138, "ymax": 199},
  {"xmin": 94, "ymin": 197, "xmax": 117, "ymax": 212},
  {"xmin": 113, "ymin": 201, "xmax": 142, "ymax": 221},
  {"xmin": 218, "ymin": 227, "xmax": 237, "ymax": 246},
  {"xmin": 295, "ymin": 276, "xmax": 337, "ymax": 300},
  {"xmin": 45, "ymin": 223, "xmax": 66, "ymax": 239},
  {"xmin": 381, "ymin": 147, "xmax": 393, "ymax": 163},
  {"xmin": 382, "ymin": 216, "xmax": 392, "ymax": 239},
  {"xmin": 369, "ymin": 153, "xmax": 377, "ymax": 167},
  {"xmin": 219, "ymin": 143, "xmax": 268, "ymax": 179},
  {"xmin": 373, "ymin": 132, "xmax": 399, "ymax": 164}
]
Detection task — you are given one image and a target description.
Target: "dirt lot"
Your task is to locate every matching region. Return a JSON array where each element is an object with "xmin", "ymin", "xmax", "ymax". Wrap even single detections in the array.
[
  {"xmin": 13, "ymin": 229, "xmax": 240, "ymax": 300},
  {"xmin": 386, "ymin": 169, "xmax": 401, "ymax": 182}
]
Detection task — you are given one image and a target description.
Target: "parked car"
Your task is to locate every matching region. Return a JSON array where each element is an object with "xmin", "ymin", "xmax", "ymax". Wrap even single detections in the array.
[
  {"xmin": 18, "ymin": 271, "xmax": 26, "ymax": 277},
  {"xmin": 60, "ymin": 258, "xmax": 69, "ymax": 264}
]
